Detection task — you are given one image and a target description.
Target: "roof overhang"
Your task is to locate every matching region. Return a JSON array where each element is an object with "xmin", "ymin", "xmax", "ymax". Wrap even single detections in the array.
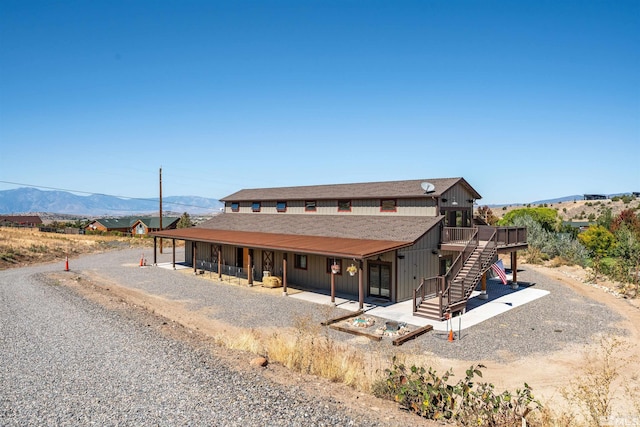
[{"xmin": 151, "ymin": 228, "xmax": 414, "ymax": 259}]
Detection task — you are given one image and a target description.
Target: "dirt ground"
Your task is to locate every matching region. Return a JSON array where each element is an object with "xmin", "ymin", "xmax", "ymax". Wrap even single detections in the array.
[{"xmin": 50, "ymin": 259, "xmax": 640, "ymax": 424}]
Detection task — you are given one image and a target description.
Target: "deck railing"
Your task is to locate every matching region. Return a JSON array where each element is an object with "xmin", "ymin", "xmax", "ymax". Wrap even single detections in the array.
[
  {"xmin": 444, "ymin": 226, "xmax": 527, "ymax": 247},
  {"xmin": 442, "ymin": 227, "xmax": 477, "ymax": 244}
]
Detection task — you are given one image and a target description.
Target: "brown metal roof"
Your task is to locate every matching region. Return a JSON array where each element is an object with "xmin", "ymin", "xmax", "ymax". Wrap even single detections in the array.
[
  {"xmin": 151, "ymin": 213, "xmax": 443, "ymax": 259},
  {"xmin": 221, "ymin": 177, "xmax": 482, "ymax": 202},
  {"xmin": 196, "ymin": 213, "xmax": 442, "ymax": 242},
  {"xmin": 152, "ymin": 228, "xmax": 413, "ymax": 259}
]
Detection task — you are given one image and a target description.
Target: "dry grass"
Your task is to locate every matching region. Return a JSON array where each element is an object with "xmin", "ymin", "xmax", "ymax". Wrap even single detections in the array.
[{"xmin": 0, "ymin": 227, "xmax": 157, "ymax": 270}]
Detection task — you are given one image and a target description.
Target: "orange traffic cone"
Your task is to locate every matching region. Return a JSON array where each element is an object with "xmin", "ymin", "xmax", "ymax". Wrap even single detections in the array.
[
  {"xmin": 64, "ymin": 256, "xmax": 69, "ymax": 272},
  {"xmin": 139, "ymin": 254, "xmax": 144, "ymax": 267},
  {"xmin": 448, "ymin": 329, "xmax": 454, "ymax": 342}
]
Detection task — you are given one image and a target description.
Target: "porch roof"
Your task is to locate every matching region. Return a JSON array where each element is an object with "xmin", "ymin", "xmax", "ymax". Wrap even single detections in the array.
[
  {"xmin": 152, "ymin": 227, "xmax": 413, "ymax": 259},
  {"xmin": 151, "ymin": 213, "xmax": 442, "ymax": 259}
]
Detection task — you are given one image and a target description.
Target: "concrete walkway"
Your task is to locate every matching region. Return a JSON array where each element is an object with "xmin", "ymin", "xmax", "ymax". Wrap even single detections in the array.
[{"xmin": 288, "ymin": 272, "xmax": 549, "ymax": 332}]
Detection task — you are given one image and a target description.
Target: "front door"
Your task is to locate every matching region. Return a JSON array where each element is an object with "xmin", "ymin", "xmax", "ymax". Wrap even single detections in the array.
[
  {"xmin": 262, "ymin": 251, "xmax": 274, "ymax": 274},
  {"xmin": 368, "ymin": 262, "xmax": 391, "ymax": 299}
]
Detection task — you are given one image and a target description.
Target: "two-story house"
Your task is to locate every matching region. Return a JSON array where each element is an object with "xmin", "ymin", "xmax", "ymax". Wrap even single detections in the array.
[{"xmin": 150, "ymin": 178, "xmax": 527, "ymax": 320}]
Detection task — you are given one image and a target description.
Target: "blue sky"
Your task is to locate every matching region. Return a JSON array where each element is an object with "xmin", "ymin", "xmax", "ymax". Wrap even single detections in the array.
[{"xmin": 1, "ymin": 0, "xmax": 638, "ymax": 205}]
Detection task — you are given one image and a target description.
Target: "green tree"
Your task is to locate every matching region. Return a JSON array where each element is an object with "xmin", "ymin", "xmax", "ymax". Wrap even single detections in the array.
[
  {"xmin": 498, "ymin": 207, "xmax": 559, "ymax": 232},
  {"xmin": 597, "ymin": 207, "xmax": 614, "ymax": 230},
  {"xmin": 177, "ymin": 212, "xmax": 192, "ymax": 228},
  {"xmin": 612, "ymin": 225, "xmax": 640, "ymax": 291},
  {"xmin": 578, "ymin": 225, "xmax": 616, "ymax": 281}
]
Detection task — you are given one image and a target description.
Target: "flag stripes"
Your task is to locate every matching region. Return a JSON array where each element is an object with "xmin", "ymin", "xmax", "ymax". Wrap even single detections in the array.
[{"xmin": 491, "ymin": 259, "xmax": 508, "ymax": 285}]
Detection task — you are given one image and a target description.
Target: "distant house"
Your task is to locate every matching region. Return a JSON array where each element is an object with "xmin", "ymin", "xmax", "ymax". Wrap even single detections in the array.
[
  {"xmin": 633, "ymin": 192, "xmax": 640, "ymax": 197},
  {"xmin": 85, "ymin": 216, "xmax": 179, "ymax": 235},
  {"xmin": 583, "ymin": 194, "xmax": 607, "ymax": 200},
  {"xmin": 0, "ymin": 215, "xmax": 43, "ymax": 227},
  {"xmin": 85, "ymin": 218, "xmax": 135, "ymax": 233},
  {"xmin": 562, "ymin": 221, "xmax": 593, "ymax": 232},
  {"xmin": 131, "ymin": 217, "xmax": 179, "ymax": 235}
]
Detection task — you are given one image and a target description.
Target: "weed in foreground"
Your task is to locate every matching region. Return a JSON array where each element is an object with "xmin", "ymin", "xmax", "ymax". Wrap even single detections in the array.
[{"xmin": 373, "ymin": 358, "xmax": 542, "ymax": 426}]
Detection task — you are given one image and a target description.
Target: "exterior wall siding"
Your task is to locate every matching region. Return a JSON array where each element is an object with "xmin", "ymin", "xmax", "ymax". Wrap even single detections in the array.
[
  {"xmin": 395, "ymin": 227, "xmax": 441, "ymax": 301},
  {"xmin": 225, "ymin": 198, "xmax": 438, "ymax": 217}
]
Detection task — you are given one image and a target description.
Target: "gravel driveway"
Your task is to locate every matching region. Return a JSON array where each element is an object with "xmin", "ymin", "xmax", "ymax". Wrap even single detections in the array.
[{"xmin": 0, "ymin": 249, "xmax": 429, "ymax": 427}]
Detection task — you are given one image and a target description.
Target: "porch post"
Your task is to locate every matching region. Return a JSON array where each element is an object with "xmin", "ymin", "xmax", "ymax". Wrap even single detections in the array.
[
  {"xmin": 479, "ymin": 271, "xmax": 488, "ymax": 300},
  {"xmin": 282, "ymin": 254, "xmax": 288, "ymax": 296},
  {"xmin": 193, "ymin": 241, "xmax": 197, "ymax": 275},
  {"xmin": 172, "ymin": 239, "xmax": 176, "ymax": 270},
  {"xmin": 511, "ymin": 251, "xmax": 518, "ymax": 289},
  {"xmin": 247, "ymin": 249, "xmax": 253, "ymax": 286},
  {"xmin": 330, "ymin": 266, "xmax": 336, "ymax": 305},
  {"xmin": 217, "ymin": 246, "xmax": 222, "ymax": 279},
  {"xmin": 358, "ymin": 260, "xmax": 364, "ymax": 310},
  {"xmin": 153, "ymin": 236, "xmax": 157, "ymax": 266}
]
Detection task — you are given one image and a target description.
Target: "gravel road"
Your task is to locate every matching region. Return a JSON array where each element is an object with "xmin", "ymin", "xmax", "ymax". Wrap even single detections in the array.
[{"xmin": 0, "ymin": 250, "xmax": 426, "ymax": 427}]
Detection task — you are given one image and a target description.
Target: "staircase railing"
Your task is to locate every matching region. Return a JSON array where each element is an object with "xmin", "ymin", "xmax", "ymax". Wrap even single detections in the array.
[
  {"xmin": 413, "ymin": 276, "xmax": 443, "ymax": 313},
  {"xmin": 437, "ymin": 228, "xmax": 478, "ymax": 315}
]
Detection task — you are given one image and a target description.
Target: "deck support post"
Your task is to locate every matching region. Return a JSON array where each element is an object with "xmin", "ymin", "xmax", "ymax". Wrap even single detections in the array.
[
  {"xmin": 479, "ymin": 272, "xmax": 488, "ymax": 300},
  {"xmin": 217, "ymin": 246, "xmax": 222, "ymax": 279},
  {"xmin": 282, "ymin": 254, "xmax": 288, "ymax": 296},
  {"xmin": 510, "ymin": 251, "xmax": 519, "ymax": 289},
  {"xmin": 172, "ymin": 239, "xmax": 176, "ymax": 270}
]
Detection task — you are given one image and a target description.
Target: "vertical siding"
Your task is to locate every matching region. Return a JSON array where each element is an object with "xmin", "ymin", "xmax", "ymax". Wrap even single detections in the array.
[
  {"xmin": 395, "ymin": 227, "xmax": 441, "ymax": 301},
  {"xmin": 225, "ymin": 198, "xmax": 438, "ymax": 217}
]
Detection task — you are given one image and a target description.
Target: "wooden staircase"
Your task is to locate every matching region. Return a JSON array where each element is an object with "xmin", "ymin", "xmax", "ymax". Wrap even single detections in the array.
[{"xmin": 414, "ymin": 229, "xmax": 498, "ymax": 321}]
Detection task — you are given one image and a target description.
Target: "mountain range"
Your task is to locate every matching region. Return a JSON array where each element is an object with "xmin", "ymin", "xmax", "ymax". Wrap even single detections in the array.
[{"xmin": 0, "ymin": 187, "xmax": 223, "ymax": 217}]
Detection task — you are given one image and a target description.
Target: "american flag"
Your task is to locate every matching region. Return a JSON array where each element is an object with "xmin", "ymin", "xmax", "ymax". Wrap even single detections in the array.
[{"xmin": 491, "ymin": 259, "xmax": 508, "ymax": 285}]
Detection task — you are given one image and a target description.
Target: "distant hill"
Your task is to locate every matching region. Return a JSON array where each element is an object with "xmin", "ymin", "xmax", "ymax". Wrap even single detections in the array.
[{"xmin": 0, "ymin": 187, "xmax": 223, "ymax": 216}]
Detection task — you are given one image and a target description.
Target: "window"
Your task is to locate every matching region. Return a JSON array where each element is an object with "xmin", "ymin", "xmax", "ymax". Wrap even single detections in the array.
[
  {"xmin": 380, "ymin": 199, "xmax": 397, "ymax": 212},
  {"xmin": 337, "ymin": 199, "xmax": 351, "ymax": 212},
  {"xmin": 252, "ymin": 202, "xmax": 261, "ymax": 212},
  {"xmin": 305, "ymin": 200, "xmax": 317, "ymax": 212},
  {"xmin": 231, "ymin": 202, "xmax": 239, "ymax": 212},
  {"xmin": 294, "ymin": 254, "xmax": 307, "ymax": 270},
  {"xmin": 276, "ymin": 201, "xmax": 287, "ymax": 212},
  {"xmin": 326, "ymin": 258, "xmax": 342, "ymax": 275}
]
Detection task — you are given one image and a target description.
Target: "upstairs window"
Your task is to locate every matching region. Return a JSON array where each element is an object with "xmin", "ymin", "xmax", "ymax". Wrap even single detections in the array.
[
  {"xmin": 231, "ymin": 202, "xmax": 239, "ymax": 212},
  {"xmin": 294, "ymin": 254, "xmax": 307, "ymax": 270},
  {"xmin": 305, "ymin": 201, "xmax": 317, "ymax": 212},
  {"xmin": 338, "ymin": 199, "xmax": 351, "ymax": 212},
  {"xmin": 276, "ymin": 201, "xmax": 287, "ymax": 212},
  {"xmin": 380, "ymin": 199, "xmax": 397, "ymax": 212},
  {"xmin": 252, "ymin": 202, "xmax": 261, "ymax": 212}
]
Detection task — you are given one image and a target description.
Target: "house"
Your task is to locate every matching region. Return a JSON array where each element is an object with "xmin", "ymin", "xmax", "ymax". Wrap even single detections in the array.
[
  {"xmin": 584, "ymin": 194, "xmax": 607, "ymax": 200},
  {"xmin": 0, "ymin": 215, "xmax": 43, "ymax": 227},
  {"xmin": 131, "ymin": 217, "xmax": 179, "ymax": 235},
  {"xmin": 150, "ymin": 178, "xmax": 527, "ymax": 320},
  {"xmin": 85, "ymin": 218, "xmax": 136, "ymax": 233},
  {"xmin": 85, "ymin": 216, "xmax": 179, "ymax": 235}
]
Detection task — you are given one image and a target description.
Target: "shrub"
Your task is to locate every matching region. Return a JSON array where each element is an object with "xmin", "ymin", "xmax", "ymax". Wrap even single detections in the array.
[{"xmin": 375, "ymin": 359, "xmax": 542, "ymax": 425}]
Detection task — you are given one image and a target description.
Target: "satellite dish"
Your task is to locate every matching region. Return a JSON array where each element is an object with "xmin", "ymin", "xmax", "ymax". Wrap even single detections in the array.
[{"xmin": 420, "ymin": 182, "xmax": 435, "ymax": 194}]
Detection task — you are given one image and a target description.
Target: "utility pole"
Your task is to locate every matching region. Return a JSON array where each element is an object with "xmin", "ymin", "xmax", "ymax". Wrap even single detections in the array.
[{"xmin": 159, "ymin": 167, "xmax": 163, "ymax": 254}]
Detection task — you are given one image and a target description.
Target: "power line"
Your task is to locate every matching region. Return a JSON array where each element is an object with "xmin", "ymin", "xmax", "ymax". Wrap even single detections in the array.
[{"xmin": 0, "ymin": 180, "xmax": 220, "ymax": 211}]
